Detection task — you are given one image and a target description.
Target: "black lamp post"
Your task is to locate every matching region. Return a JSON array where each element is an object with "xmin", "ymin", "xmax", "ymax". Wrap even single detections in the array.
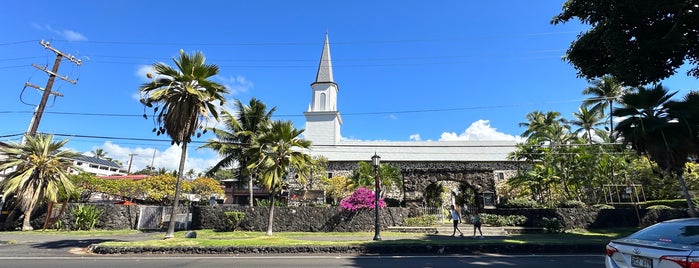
[{"xmin": 372, "ymin": 153, "xmax": 381, "ymax": 241}]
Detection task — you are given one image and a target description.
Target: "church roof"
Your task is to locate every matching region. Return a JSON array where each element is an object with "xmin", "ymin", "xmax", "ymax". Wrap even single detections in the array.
[
  {"xmin": 307, "ymin": 140, "xmax": 517, "ymax": 162},
  {"xmin": 314, "ymin": 33, "xmax": 334, "ymax": 83}
]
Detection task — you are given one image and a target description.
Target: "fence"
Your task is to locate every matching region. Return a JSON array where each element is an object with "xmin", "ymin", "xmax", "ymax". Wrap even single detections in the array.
[
  {"xmin": 137, "ymin": 206, "xmax": 191, "ymax": 231},
  {"xmin": 422, "ymin": 206, "xmax": 446, "ymax": 223}
]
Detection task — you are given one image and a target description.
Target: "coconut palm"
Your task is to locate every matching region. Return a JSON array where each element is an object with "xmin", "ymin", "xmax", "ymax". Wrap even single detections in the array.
[
  {"xmin": 246, "ymin": 120, "xmax": 312, "ymax": 236},
  {"xmin": 91, "ymin": 148, "xmax": 107, "ymax": 159},
  {"xmin": 582, "ymin": 75, "xmax": 626, "ymax": 140},
  {"xmin": 570, "ymin": 105, "xmax": 605, "ymax": 144},
  {"xmin": 519, "ymin": 111, "xmax": 568, "ymax": 141},
  {"xmin": 613, "ymin": 84, "xmax": 697, "ymax": 217},
  {"xmin": 0, "ymin": 134, "xmax": 77, "ymax": 231},
  {"xmin": 201, "ymin": 98, "xmax": 275, "ymax": 207},
  {"xmin": 139, "ymin": 50, "xmax": 228, "ymax": 238}
]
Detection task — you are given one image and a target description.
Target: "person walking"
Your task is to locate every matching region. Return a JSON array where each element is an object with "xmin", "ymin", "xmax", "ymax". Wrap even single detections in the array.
[
  {"xmin": 449, "ymin": 205, "xmax": 463, "ymax": 237},
  {"xmin": 472, "ymin": 210, "xmax": 483, "ymax": 239}
]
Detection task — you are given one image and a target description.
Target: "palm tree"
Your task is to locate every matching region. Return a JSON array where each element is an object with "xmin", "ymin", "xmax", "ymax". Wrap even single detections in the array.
[
  {"xmin": 0, "ymin": 134, "xmax": 77, "ymax": 231},
  {"xmin": 613, "ymin": 84, "xmax": 697, "ymax": 217},
  {"xmin": 570, "ymin": 105, "xmax": 605, "ymax": 144},
  {"xmin": 139, "ymin": 50, "xmax": 228, "ymax": 238},
  {"xmin": 91, "ymin": 148, "xmax": 107, "ymax": 159},
  {"xmin": 201, "ymin": 98, "xmax": 276, "ymax": 207},
  {"xmin": 582, "ymin": 75, "xmax": 626, "ymax": 140},
  {"xmin": 519, "ymin": 111, "xmax": 567, "ymax": 142},
  {"xmin": 247, "ymin": 120, "xmax": 312, "ymax": 236},
  {"xmin": 349, "ymin": 162, "xmax": 403, "ymax": 197}
]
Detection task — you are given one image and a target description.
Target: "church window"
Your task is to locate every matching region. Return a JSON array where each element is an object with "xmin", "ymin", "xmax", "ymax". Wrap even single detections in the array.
[{"xmin": 319, "ymin": 93, "xmax": 326, "ymax": 110}]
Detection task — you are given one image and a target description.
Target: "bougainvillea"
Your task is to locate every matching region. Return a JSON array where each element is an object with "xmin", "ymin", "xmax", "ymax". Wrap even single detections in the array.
[{"xmin": 339, "ymin": 187, "xmax": 386, "ymax": 211}]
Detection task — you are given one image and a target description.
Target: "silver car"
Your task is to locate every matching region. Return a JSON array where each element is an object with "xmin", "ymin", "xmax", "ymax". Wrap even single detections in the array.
[{"xmin": 605, "ymin": 218, "xmax": 699, "ymax": 268}]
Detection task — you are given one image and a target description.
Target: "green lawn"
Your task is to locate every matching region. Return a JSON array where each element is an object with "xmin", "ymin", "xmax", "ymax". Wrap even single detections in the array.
[{"xmin": 94, "ymin": 228, "xmax": 638, "ymax": 248}]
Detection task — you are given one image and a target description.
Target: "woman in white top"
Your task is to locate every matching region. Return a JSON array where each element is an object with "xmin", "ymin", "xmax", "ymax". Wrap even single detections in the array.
[{"xmin": 449, "ymin": 205, "xmax": 463, "ymax": 237}]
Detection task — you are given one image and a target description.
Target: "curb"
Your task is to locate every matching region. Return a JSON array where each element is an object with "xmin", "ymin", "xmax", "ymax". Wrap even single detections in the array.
[{"xmin": 87, "ymin": 243, "xmax": 605, "ymax": 255}]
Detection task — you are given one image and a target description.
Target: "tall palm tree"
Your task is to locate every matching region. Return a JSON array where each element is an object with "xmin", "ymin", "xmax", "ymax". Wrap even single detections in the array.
[
  {"xmin": 582, "ymin": 75, "xmax": 626, "ymax": 140},
  {"xmin": 519, "ymin": 111, "xmax": 567, "ymax": 141},
  {"xmin": 0, "ymin": 134, "xmax": 77, "ymax": 231},
  {"xmin": 201, "ymin": 98, "xmax": 275, "ymax": 207},
  {"xmin": 570, "ymin": 105, "xmax": 605, "ymax": 144},
  {"xmin": 139, "ymin": 50, "xmax": 228, "ymax": 238},
  {"xmin": 247, "ymin": 120, "xmax": 312, "ymax": 236},
  {"xmin": 613, "ymin": 84, "xmax": 697, "ymax": 217}
]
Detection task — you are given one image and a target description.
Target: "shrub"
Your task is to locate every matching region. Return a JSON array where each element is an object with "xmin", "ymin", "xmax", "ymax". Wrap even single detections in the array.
[
  {"xmin": 642, "ymin": 199, "xmax": 688, "ymax": 208},
  {"xmin": 497, "ymin": 198, "xmax": 540, "ymax": 208},
  {"xmin": 256, "ymin": 198, "xmax": 287, "ymax": 208},
  {"xmin": 591, "ymin": 204, "xmax": 615, "ymax": 209},
  {"xmin": 540, "ymin": 217, "xmax": 563, "ymax": 233},
  {"xmin": 71, "ymin": 204, "xmax": 103, "ymax": 230},
  {"xmin": 339, "ymin": 187, "xmax": 386, "ymax": 212},
  {"xmin": 222, "ymin": 211, "xmax": 245, "ymax": 231},
  {"xmin": 481, "ymin": 214, "xmax": 528, "ymax": 226},
  {"xmin": 557, "ymin": 200, "xmax": 587, "ymax": 208},
  {"xmin": 404, "ymin": 215, "xmax": 438, "ymax": 226}
]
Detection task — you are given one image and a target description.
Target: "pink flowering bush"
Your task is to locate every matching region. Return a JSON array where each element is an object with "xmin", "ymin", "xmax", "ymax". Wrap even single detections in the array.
[{"xmin": 339, "ymin": 187, "xmax": 386, "ymax": 211}]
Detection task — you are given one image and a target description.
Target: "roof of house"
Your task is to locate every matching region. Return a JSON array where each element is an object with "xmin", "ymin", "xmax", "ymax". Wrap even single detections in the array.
[{"xmin": 71, "ymin": 155, "xmax": 122, "ymax": 168}]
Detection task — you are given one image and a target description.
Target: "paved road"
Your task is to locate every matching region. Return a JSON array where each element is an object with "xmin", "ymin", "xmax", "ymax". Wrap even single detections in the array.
[{"xmin": 0, "ymin": 254, "xmax": 606, "ymax": 268}]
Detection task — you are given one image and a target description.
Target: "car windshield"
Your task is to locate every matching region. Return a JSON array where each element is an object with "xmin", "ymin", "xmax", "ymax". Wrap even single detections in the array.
[{"xmin": 628, "ymin": 221, "xmax": 699, "ymax": 245}]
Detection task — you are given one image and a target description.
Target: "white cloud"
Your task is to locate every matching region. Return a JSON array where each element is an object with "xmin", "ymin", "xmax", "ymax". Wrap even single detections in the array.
[
  {"xmin": 32, "ymin": 23, "xmax": 87, "ymax": 41},
  {"xmin": 216, "ymin": 75, "xmax": 253, "ymax": 96},
  {"xmin": 439, "ymin": 120, "xmax": 522, "ymax": 142},
  {"xmin": 92, "ymin": 141, "xmax": 219, "ymax": 174},
  {"xmin": 409, "ymin": 134, "xmax": 421, "ymax": 141}
]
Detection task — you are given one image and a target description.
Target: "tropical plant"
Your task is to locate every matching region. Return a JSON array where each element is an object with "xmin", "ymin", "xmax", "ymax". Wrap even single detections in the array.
[
  {"xmin": 570, "ymin": 105, "xmax": 605, "ymax": 143},
  {"xmin": 222, "ymin": 211, "xmax": 245, "ymax": 231},
  {"xmin": 321, "ymin": 175, "xmax": 353, "ymax": 205},
  {"xmin": 71, "ymin": 204, "xmax": 104, "ymax": 230},
  {"xmin": 246, "ymin": 120, "xmax": 312, "ymax": 235},
  {"xmin": 349, "ymin": 161, "xmax": 403, "ymax": 197},
  {"xmin": 91, "ymin": 148, "xmax": 107, "ymax": 159},
  {"xmin": 138, "ymin": 49, "xmax": 228, "ymax": 238},
  {"xmin": 612, "ymin": 85, "xmax": 698, "ymax": 217},
  {"xmin": 202, "ymin": 98, "xmax": 276, "ymax": 207},
  {"xmin": 0, "ymin": 134, "xmax": 77, "ymax": 231},
  {"xmin": 339, "ymin": 187, "xmax": 386, "ymax": 212},
  {"xmin": 581, "ymin": 75, "xmax": 627, "ymax": 140}
]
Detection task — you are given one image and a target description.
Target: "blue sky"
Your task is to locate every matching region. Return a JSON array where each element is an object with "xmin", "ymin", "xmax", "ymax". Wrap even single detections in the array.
[{"xmin": 2, "ymin": 1, "xmax": 697, "ymax": 174}]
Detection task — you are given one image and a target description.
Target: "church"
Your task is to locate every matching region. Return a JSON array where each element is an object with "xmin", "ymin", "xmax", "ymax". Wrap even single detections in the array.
[{"xmin": 302, "ymin": 34, "xmax": 520, "ymax": 212}]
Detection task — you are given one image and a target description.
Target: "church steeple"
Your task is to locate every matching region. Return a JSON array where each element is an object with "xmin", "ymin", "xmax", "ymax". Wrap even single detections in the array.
[
  {"xmin": 304, "ymin": 33, "xmax": 342, "ymax": 146},
  {"xmin": 315, "ymin": 33, "xmax": 334, "ymax": 83}
]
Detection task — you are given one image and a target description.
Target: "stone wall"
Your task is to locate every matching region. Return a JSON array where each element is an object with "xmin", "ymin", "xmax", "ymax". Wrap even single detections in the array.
[
  {"xmin": 484, "ymin": 208, "xmax": 690, "ymax": 229},
  {"xmin": 24, "ymin": 203, "xmax": 691, "ymax": 231},
  {"xmin": 192, "ymin": 206, "xmax": 409, "ymax": 232}
]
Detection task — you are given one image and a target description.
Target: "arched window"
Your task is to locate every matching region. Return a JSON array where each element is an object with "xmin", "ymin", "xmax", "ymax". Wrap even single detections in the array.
[{"xmin": 319, "ymin": 93, "xmax": 326, "ymax": 110}]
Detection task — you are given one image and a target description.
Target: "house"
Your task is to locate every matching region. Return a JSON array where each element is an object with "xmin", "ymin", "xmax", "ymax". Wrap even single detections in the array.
[{"xmin": 70, "ymin": 155, "xmax": 127, "ymax": 176}]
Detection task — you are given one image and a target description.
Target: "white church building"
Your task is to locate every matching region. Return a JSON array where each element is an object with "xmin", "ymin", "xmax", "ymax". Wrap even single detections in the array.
[{"xmin": 302, "ymin": 34, "xmax": 520, "ymax": 212}]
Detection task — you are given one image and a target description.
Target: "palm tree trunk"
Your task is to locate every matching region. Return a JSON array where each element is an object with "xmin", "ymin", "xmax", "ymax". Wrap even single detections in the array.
[
  {"xmin": 266, "ymin": 193, "xmax": 275, "ymax": 236},
  {"xmin": 677, "ymin": 172, "xmax": 697, "ymax": 218},
  {"xmin": 21, "ymin": 196, "xmax": 37, "ymax": 231},
  {"xmin": 249, "ymin": 174, "xmax": 254, "ymax": 208},
  {"xmin": 165, "ymin": 142, "xmax": 188, "ymax": 239}
]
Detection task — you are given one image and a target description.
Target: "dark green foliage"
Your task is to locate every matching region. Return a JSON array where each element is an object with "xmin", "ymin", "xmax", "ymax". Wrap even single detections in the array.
[
  {"xmin": 646, "ymin": 205, "xmax": 672, "ymax": 210},
  {"xmin": 642, "ymin": 199, "xmax": 689, "ymax": 208},
  {"xmin": 557, "ymin": 200, "xmax": 587, "ymax": 208},
  {"xmin": 497, "ymin": 198, "xmax": 541, "ymax": 209},
  {"xmin": 591, "ymin": 204, "xmax": 615, "ymax": 209},
  {"xmin": 480, "ymin": 214, "xmax": 528, "ymax": 227},
  {"xmin": 255, "ymin": 198, "xmax": 287, "ymax": 208},
  {"xmin": 222, "ymin": 211, "xmax": 245, "ymax": 231},
  {"xmin": 540, "ymin": 217, "xmax": 563, "ymax": 233},
  {"xmin": 404, "ymin": 215, "xmax": 438, "ymax": 227}
]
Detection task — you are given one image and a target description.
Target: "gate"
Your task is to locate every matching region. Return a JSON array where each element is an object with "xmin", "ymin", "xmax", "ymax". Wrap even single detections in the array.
[{"xmin": 137, "ymin": 206, "xmax": 191, "ymax": 231}]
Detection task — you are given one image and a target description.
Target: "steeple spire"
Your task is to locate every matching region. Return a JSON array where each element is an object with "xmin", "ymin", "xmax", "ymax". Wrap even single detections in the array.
[{"xmin": 315, "ymin": 32, "xmax": 334, "ymax": 83}]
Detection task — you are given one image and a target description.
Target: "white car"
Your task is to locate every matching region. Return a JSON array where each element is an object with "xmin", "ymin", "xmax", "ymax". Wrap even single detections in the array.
[{"xmin": 605, "ymin": 218, "xmax": 699, "ymax": 268}]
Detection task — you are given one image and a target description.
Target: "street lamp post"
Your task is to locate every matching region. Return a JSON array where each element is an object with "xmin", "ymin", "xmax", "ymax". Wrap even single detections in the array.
[{"xmin": 372, "ymin": 153, "xmax": 381, "ymax": 241}]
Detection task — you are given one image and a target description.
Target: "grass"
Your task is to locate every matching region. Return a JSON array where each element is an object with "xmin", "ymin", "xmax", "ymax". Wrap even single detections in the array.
[
  {"xmin": 3, "ymin": 229, "xmax": 142, "ymax": 236},
  {"xmin": 94, "ymin": 228, "xmax": 638, "ymax": 248}
]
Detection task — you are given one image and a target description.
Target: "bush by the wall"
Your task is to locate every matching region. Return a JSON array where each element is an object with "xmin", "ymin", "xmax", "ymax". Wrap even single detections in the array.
[
  {"xmin": 221, "ymin": 211, "xmax": 245, "ymax": 231},
  {"xmin": 71, "ymin": 204, "xmax": 103, "ymax": 230},
  {"xmin": 591, "ymin": 204, "xmax": 615, "ymax": 209},
  {"xmin": 540, "ymin": 217, "xmax": 563, "ymax": 233},
  {"xmin": 480, "ymin": 213, "xmax": 527, "ymax": 226},
  {"xmin": 404, "ymin": 215, "xmax": 438, "ymax": 226},
  {"xmin": 642, "ymin": 199, "xmax": 688, "ymax": 208},
  {"xmin": 557, "ymin": 200, "xmax": 587, "ymax": 208},
  {"xmin": 497, "ymin": 198, "xmax": 540, "ymax": 209}
]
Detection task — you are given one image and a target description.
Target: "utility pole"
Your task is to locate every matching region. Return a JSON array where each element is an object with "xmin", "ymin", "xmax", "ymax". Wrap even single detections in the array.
[
  {"xmin": 25, "ymin": 40, "xmax": 82, "ymax": 137},
  {"xmin": 127, "ymin": 153, "xmax": 138, "ymax": 175}
]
